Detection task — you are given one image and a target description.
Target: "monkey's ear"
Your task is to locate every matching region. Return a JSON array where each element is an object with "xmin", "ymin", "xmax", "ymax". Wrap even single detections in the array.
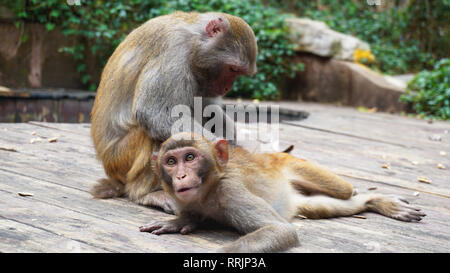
[
  {"xmin": 151, "ymin": 152, "xmax": 162, "ymax": 177},
  {"xmin": 205, "ymin": 18, "xmax": 227, "ymax": 38},
  {"xmin": 214, "ymin": 139, "xmax": 229, "ymax": 167},
  {"xmin": 151, "ymin": 152, "xmax": 158, "ymax": 162}
]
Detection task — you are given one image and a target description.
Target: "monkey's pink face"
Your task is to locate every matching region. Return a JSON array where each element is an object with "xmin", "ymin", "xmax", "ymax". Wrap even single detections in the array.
[
  {"xmin": 160, "ymin": 147, "xmax": 209, "ymax": 202},
  {"xmin": 212, "ymin": 64, "xmax": 246, "ymax": 96}
]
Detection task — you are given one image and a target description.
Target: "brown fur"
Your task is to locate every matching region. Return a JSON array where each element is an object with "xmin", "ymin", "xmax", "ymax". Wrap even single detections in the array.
[
  {"xmin": 90, "ymin": 12, "xmax": 257, "ymax": 209},
  {"xmin": 141, "ymin": 134, "xmax": 426, "ymax": 252}
]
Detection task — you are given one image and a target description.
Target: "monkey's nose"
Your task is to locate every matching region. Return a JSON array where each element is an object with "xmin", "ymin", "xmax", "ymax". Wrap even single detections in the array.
[{"xmin": 177, "ymin": 174, "xmax": 187, "ymax": 180}]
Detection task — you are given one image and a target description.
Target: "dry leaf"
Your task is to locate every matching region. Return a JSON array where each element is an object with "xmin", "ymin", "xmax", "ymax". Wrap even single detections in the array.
[
  {"xmin": 0, "ymin": 147, "xmax": 17, "ymax": 152},
  {"xmin": 437, "ymin": 164, "xmax": 446, "ymax": 169},
  {"xmin": 48, "ymin": 137, "xmax": 58, "ymax": 143},
  {"xmin": 417, "ymin": 176, "xmax": 431, "ymax": 184},
  {"xmin": 296, "ymin": 214, "xmax": 308, "ymax": 219},
  {"xmin": 352, "ymin": 215, "xmax": 366, "ymax": 219},
  {"xmin": 18, "ymin": 192, "xmax": 33, "ymax": 197},
  {"xmin": 30, "ymin": 137, "xmax": 42, "ymax": 144},
  {"xmin": 367, "ymin": 107, "xmax": 377, "ymax": 113},
  {"xmin": 429, "ymin": 134, "xmax": 442, "ymax": 141},
  {"xmin": 381, "ymin": 163, "xmax": 390, "ymax": 169},
  {"xmin": 368, "ymin": 187, "xmax": 377, "ymax": 191},
  {"xmin": 413, "ymin": 192, "xmax": 420, "ymax": 197}
]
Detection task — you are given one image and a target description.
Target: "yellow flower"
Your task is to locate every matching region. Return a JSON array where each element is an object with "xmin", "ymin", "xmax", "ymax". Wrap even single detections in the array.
[{"xmin": 353, "ymin": 49, "xmax": 375, "ymax": 63}]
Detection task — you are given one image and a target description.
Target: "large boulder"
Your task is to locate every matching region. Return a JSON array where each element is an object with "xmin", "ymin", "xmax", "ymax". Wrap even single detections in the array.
[
  {"xmin": 286, "ymin": 17, "xmax": 371, "ymax": 61},
  {"xmin": 282, "ymin": 53, "xmax": 408, "ymax": 113}
]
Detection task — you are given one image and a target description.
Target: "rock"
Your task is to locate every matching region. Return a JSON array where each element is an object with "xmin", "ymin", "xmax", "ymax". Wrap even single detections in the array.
[
  {"xmin": 282, "ymin": 53, "xmax": 408, "ymax": 113},
  {"xmin": 286, "ymin": 17, "xmax": 372, "ymax": 61}
]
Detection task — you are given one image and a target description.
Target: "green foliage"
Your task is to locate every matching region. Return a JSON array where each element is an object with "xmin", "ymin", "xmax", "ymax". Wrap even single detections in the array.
[
  {"xmin": 400, "ymin": 59, "xmax": 450, "ymax": 120},
  {"xmin": 266, "ymin": 0, "xmax": 449, "ymax": 75},
  {"xmin": 4, "ymin": 0, "xmax": 302, "ymax": 99}
]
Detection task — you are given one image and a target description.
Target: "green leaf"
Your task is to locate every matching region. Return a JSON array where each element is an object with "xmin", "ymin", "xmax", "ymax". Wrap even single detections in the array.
[{"xmin": 45, "ymin": 23, "xmax": 56, "ymax": 31}]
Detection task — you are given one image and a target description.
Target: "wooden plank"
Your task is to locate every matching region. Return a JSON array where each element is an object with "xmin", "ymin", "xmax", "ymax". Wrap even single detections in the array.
[
  {"xmin": 224, "ymin": 100, "xmax": 450, "ymax": 150},
  {"xmin": 0, "ymin": 217, "xmax": 107, "ymax": 253},
  {"xmin": 276, "ymin": 123, "xmax": 450, "ymax": 197},
  {"xmin": 0, "ymin": 190, "xmax": 213, "ymax": 253},
  {"xmin": 0, "ymin": 168, "xmax": 238, "ymax": 250},
  {"xmin": 1, "ymin": 105, "xmax": 450, "ymax": 252}
]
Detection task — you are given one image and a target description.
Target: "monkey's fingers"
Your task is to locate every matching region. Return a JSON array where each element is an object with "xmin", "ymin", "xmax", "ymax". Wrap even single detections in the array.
[
  {"xmin": 139, "ymin": 222, "xmax": 164, "ymax": 233},
  {"xmin": 393, "ymin": 209, "xmax": 426, "ymax": 222},
  {"xmin": 390, "ymin": 198, "xmax": 426, "ymax": 222},
  {"xmin": 180, "ymin": 224, "xmax": 196, "ymax": 235}
]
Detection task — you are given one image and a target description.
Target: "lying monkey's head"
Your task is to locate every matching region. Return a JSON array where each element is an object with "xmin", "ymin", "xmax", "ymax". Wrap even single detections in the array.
[{"xmin": 153, "ymin": 133, "xmax": 229, "ymax": 203}]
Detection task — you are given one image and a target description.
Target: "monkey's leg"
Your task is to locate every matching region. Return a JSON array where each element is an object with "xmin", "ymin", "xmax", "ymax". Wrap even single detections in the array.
[
  {"xmin": 294, "ymin": 193, "xmax": 425, "ymax": 222},
  {"xmin": 288, "ymin": 159, "xmax": 354, "ymax": 200},
  {"xmin": 89, "ymin": 178, "xmax": 125, "ymax": 199}
]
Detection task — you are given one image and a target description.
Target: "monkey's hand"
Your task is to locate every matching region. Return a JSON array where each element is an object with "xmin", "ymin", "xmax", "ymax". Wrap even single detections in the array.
[
  {"xmin": 367, "ymin": 195, "xmax": 426, "ymax": 222},
  {"xmin": 139, "ymin": 218, "xmax": 197, "ymax": 235}
]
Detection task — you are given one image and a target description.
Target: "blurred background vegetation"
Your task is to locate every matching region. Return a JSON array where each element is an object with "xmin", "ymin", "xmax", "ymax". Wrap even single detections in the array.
[{"xmin": 1, "ymin": 0, "xmax": 449, "ymax": 119}]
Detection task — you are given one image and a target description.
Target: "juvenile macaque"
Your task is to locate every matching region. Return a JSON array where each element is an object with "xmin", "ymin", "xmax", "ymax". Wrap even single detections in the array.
[
  {"xmin": 140, "ymin": 133, "xmax": 426, "ymax": 253},
  {"xmin": 89, "ymin": 12, "xmax": 257, "ymax": 210}
]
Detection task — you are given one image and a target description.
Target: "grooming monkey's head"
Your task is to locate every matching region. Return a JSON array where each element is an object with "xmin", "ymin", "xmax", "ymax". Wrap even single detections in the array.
[
  {"xmin": 153, "ymin": 133, "xmax": 229, "ymax": 203},
  {"xmin": 191, "ymin": 12, "xmax": 258, "ymax": 96}
]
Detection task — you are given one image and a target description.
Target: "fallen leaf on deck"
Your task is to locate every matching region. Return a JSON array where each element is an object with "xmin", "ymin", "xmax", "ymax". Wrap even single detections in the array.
[
  {"xmin": 429, "ymin": 134, "xmax": 442, "ymax": 141},
  {"xmin": 0, "ymin": 147, "xmax": 17, "ymax": 152},
  {"xmin": 18, "ymin": 192, "xmax": 33, "ymax": 197},
  {"xmin": 437, "ymin": 164, "xmax": 446, "ymax": 169},
  {"xmin": 48, "ymin": 137, "xmax": 58, "ymax": 143},
  {"xmin": 417, "ymin": 176, "xmax": 431, "ymax": 184},
  {"xmin": 30, "ymin": 138, "xmax": 42, "ymax": 144}
]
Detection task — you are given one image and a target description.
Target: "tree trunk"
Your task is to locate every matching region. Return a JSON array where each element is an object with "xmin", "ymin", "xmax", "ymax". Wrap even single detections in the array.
[{"xmin": 28, "ymin": 23, "xmax": 44, "ymax": 88}]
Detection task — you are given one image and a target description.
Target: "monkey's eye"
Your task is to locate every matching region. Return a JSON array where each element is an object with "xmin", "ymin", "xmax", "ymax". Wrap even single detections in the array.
[
  {"xmin": 185, "ymin": 153, "xmax": 195, "ymax": 162},
  {"xmin": 166, "ymin": 157, "xmax": 177, "ymax": 165}
]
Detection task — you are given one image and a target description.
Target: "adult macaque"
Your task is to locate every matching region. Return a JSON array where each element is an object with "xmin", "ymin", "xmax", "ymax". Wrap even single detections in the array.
[
  {"xmin": 140, "ymin": 133, "xmax": 426, "ymax": 253},
  {"xmin": 89, "ymin": 12, "xmax": 257, "ymax": 210}
]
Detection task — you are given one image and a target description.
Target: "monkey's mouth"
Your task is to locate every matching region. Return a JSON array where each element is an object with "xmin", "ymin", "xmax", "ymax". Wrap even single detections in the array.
[{"xmin": 177, "ymin": 185, "xmax": 200, "ymax": 194}]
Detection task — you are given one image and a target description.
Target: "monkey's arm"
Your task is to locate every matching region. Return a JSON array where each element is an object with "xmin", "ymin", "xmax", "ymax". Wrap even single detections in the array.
[
  {"xmin": 216, "ymin": 182, "xmax": 299, "ymax": 253},
  {"xmin": 135, "ymin": 190, "xmax": 178, "ymax": 215},
  {"xmin": 133, "ymin": 62, "xmax": 220, "ymax": 142},
  {"xmin": 202, "ymin": 98, "xmax": 237, "ymax": 144},
  {"xmin": 139, "ymin": 212, "xmax": 199, "ymax": 235}
]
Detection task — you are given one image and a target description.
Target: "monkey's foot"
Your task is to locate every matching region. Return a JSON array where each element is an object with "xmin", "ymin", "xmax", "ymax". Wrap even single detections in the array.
[
  {"xmin": 369, "ymin": 195, "xmax": 426, "ymax": 222},
  {"xmin": 89, "ymin": 178, "xmax": 124, "ymax": 199},
  {"xmin": 139, "ymin": 219, "xmax": 196, "ymax": 235}
]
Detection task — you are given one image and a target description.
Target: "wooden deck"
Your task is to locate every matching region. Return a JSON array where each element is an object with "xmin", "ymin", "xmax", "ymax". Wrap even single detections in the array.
[{"xmin": 1, "ymin": 102, "xmax": 449, "ymax": 253}]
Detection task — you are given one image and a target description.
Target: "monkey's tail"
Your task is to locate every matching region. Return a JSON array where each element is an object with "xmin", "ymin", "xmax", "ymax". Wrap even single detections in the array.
[{"xmin": 89, "ymin": 178, "xmax": 125, "ymax": 199}]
